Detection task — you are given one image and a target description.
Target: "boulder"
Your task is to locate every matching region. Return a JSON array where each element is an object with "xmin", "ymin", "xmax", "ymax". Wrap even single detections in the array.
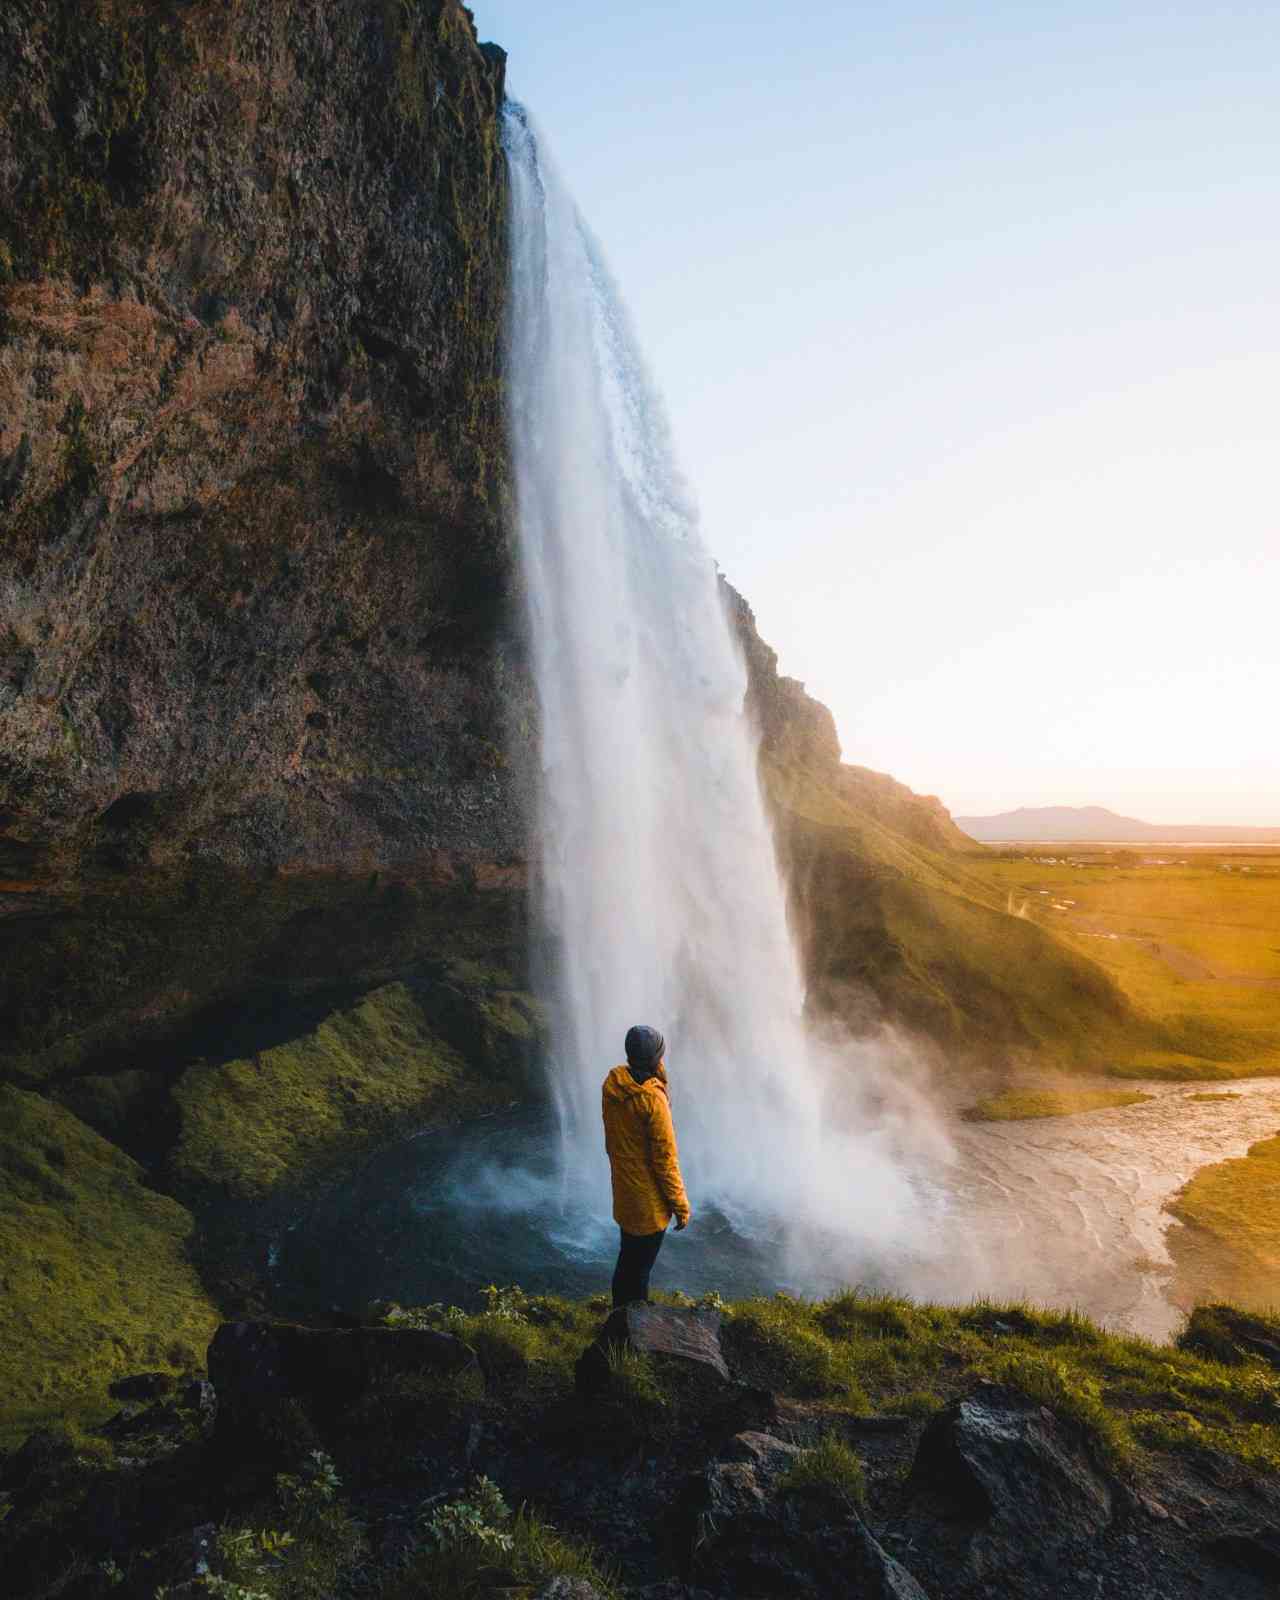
[
  {"xmin": 909, "ymin": 1383, "xmax": 1113, "ymax": 1579},
  {"xmin": 1205, "ymin": 1527, "xmax": 1280, "ymax": 1579},
  {"xmin": 108, "ymin": 1371, "xmax": 177, "ymax": 1402},
  {"xmin": 688, "ymin": 1429, "xmax": 931, "ymax": 1598},
  {"xmin": 207, "ymin": 1320, "xmax": 480, "ymax": 1426},
  {"xmin": 575, "ymin": 1304, "xmax": 730, "ymax": 1396}
]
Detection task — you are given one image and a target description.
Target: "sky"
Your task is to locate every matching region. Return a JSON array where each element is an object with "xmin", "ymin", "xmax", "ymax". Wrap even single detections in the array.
[{"xmin": 474, "ymin": 2, "xmax": 1279, "ymax": 825}]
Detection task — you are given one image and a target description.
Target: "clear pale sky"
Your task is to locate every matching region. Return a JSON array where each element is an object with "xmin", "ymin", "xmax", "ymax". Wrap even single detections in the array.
[{"xmin": 474, "ymin": 2, "xmax": 1279, "ymax": 825}]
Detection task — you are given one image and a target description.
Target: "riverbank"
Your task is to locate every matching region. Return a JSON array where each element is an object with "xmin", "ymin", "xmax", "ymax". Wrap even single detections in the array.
[{"xmin": 1169, "ymin": 1133, "xmax": 1280, "ymax": 1311}]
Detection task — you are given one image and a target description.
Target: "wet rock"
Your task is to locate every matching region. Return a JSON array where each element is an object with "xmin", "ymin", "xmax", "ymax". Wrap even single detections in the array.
[
  {"xmin": 688, "ymin": 1429, "xmax": 931, "ymax": 1598},
  {"xmin": 575, "ymin": 1304, "xmax": 730, "ymax": 1396},
  {"xmin": 909, "ymin": 1383, "xmax": 1113, "ymax": 1579},
  {"xmin": 207, "ymin": 1319, "xmax": 480, "ymax": 1426}
]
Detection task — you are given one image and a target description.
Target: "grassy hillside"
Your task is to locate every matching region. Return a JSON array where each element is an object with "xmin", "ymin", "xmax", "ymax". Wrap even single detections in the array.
[
  {"xmin": 0, "ymin": 972, "xmax": 541, "ymax": 1442},
  {"xmin": 767, "ymin": 756, "xmax": 1149, "ymax": 1075},
  {"xmin": 765, "ymin": 757, "xmax": 1280, "ymax": 1080}
]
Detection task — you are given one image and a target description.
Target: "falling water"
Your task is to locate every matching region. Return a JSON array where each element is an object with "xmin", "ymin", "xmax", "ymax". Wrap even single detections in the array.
[{"xmin": 502, "ymin": 105, "xmax": 917, "ymax": 1269}]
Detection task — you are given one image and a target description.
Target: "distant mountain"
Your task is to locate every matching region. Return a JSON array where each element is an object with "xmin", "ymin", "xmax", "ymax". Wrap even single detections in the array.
[{"xmin": 955, "ymin": 805, "xmax": 1280, "ymax": 844}]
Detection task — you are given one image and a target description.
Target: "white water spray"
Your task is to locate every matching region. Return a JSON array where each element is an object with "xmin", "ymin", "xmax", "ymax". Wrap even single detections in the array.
[{"xmin": 503, "ymin": 106, "xmax": 918, "ymax": 1269}]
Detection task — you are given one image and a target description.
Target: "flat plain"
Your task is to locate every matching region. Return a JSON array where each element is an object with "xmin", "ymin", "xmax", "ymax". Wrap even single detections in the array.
[{"xmin": 963, "ymin": 844, "xmax": 1280, "ymax": 1079}]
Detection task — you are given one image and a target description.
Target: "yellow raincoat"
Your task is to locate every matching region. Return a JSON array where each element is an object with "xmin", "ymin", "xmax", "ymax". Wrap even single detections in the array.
[{"xmin": 601, "ymin": 1062, "xmax": 691, "ymax": 1235}]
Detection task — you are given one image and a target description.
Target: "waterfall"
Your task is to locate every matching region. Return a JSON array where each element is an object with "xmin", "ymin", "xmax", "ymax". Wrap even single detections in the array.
[{"xmin": 503, "ymin": 105, "xmax": 916, "ymax": 1268}]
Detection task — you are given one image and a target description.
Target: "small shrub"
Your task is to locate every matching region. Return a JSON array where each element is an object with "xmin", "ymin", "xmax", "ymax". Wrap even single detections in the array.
[
  {"xmin": 389, "ymin": 1479, "xmax": 618, "ymax": 1600},
  {"xmin": 779, "ymin": 1434, "xmax": 867, "ymax": 1507},
  {"xmin": 275, "ymin": 1450, "xmax": 341, "ymax": 1513},
  {"xmin": 211, "ymin": 1449, "xmax": 364, "ymax": 1600}
]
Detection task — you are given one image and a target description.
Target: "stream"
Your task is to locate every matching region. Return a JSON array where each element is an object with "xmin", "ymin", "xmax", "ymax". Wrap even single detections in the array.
[{"xmin": 274, "ymin": 1078, "xmax": 1280, "ymax": 1342}]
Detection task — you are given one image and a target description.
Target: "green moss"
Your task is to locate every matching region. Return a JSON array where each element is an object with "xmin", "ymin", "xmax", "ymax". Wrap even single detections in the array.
[
  {"xmin": 0, "ymin": 1087, "xmax": 218, "ymax": 1438},
  {"xmin": 170, "ymin": 983, "xmax": 494, "ymax": 1202}
]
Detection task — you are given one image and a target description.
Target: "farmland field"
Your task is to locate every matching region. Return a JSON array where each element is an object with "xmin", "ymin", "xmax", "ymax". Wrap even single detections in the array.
[{"xmin": 962, "ymin": 844, "xmax": 1280, "ymax": 1079}]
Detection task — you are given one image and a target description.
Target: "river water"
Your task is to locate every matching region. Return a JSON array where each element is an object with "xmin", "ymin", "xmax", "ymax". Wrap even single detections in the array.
[{"xmin": 274, "ymin": 1077, "xmax": 1280, "ymax": 1342}]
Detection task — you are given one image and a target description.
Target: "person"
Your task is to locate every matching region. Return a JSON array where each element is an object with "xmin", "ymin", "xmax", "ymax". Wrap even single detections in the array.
[{"xmin": 601, "ymin": 1023, "xmax": 692, "ymax": 1307}]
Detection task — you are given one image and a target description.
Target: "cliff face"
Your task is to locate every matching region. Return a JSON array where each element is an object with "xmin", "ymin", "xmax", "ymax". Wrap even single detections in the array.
[{"xmin": 0, "ymin": 1, "xmax": 528, "ymax": 1083}]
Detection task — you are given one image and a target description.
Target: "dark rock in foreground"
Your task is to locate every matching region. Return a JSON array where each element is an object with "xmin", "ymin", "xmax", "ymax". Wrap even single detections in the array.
[
  {"xmin": 688, "ymin": 1427, "xmax": 931, "ymax": 1598},
  {"xmin": 909, "ymin": 1383, "xmax": 1113, "ymax": 1580},
  {"xmin": 1205, "ymin": 1527, "xmax": 1280, "ymax": 1579},
  {"xmin": 208, "ymin": 1319, "xmax": 479, "ymax": 1426}
]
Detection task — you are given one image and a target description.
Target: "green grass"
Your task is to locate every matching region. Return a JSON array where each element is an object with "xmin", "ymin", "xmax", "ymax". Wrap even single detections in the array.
[
  {"xmin": 716, "ymin": 1287, "xmax": 1280, "ymax": 1481},
  {"xmin": 0, "ymin": 1087, "xmax": 219, "ymax": 1443},
  {"xmin": 778, "ymin": 1433, "xmax": 867, "ymax": 1506},
  {"xmin": 1168, "ymin": 1134, "xmax": 1280, "ymax": 1308},
  {"xmin": 962, "ymin": 1088, "xmax": 1153, "ymax": 1121},
  {"xmin": 170, "ymin": 983, "xmax": 497, "ymax": 1202}
]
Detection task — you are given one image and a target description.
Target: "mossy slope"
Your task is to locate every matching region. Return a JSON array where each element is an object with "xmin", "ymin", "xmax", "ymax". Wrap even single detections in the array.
[
  {"xmin": 0, "ymin": 1086, "xmax": 218, "ymax": 1426},
  {"xmin": 170, "ymin": 980, "xmax": 531, "ymax": 1204}
]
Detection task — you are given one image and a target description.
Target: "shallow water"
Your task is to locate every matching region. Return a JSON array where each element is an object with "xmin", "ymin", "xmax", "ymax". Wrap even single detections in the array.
[{"xmin": 274, "ymin": 1079, "xmax": 1280, "ymax": 1341}]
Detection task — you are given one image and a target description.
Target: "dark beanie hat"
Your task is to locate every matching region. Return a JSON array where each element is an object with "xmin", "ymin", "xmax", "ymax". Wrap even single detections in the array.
[{"xmin": 625, "ymin": 1024, "xmax": 665, "ymax": 1070}]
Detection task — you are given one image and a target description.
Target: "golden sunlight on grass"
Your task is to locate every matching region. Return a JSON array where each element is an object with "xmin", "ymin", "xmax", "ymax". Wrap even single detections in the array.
[
  {"xmin": 1168, "ymin": 1133, "xmax": 1280, "ymax": 1310},
  {"xmin": 962, "ymin": 1088, "xmax": 1153, "ymax": 1122}
]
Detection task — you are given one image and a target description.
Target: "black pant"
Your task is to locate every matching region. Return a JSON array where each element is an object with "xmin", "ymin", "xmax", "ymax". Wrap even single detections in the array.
[{"xmin": 611, "ymin": 1227, "xmax": 666, "ymax": 1307}]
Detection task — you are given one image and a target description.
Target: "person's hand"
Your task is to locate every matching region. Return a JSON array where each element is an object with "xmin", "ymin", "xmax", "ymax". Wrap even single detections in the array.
[{"xmin": 674, "ymin": 1213, "xmax": 690, "ymax": 1231}]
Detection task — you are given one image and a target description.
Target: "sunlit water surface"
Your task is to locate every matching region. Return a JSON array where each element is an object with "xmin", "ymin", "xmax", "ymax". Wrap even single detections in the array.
[{"xmin": 275, "ymin": 1078, "xmax": 1280, "ymax": 1341}]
